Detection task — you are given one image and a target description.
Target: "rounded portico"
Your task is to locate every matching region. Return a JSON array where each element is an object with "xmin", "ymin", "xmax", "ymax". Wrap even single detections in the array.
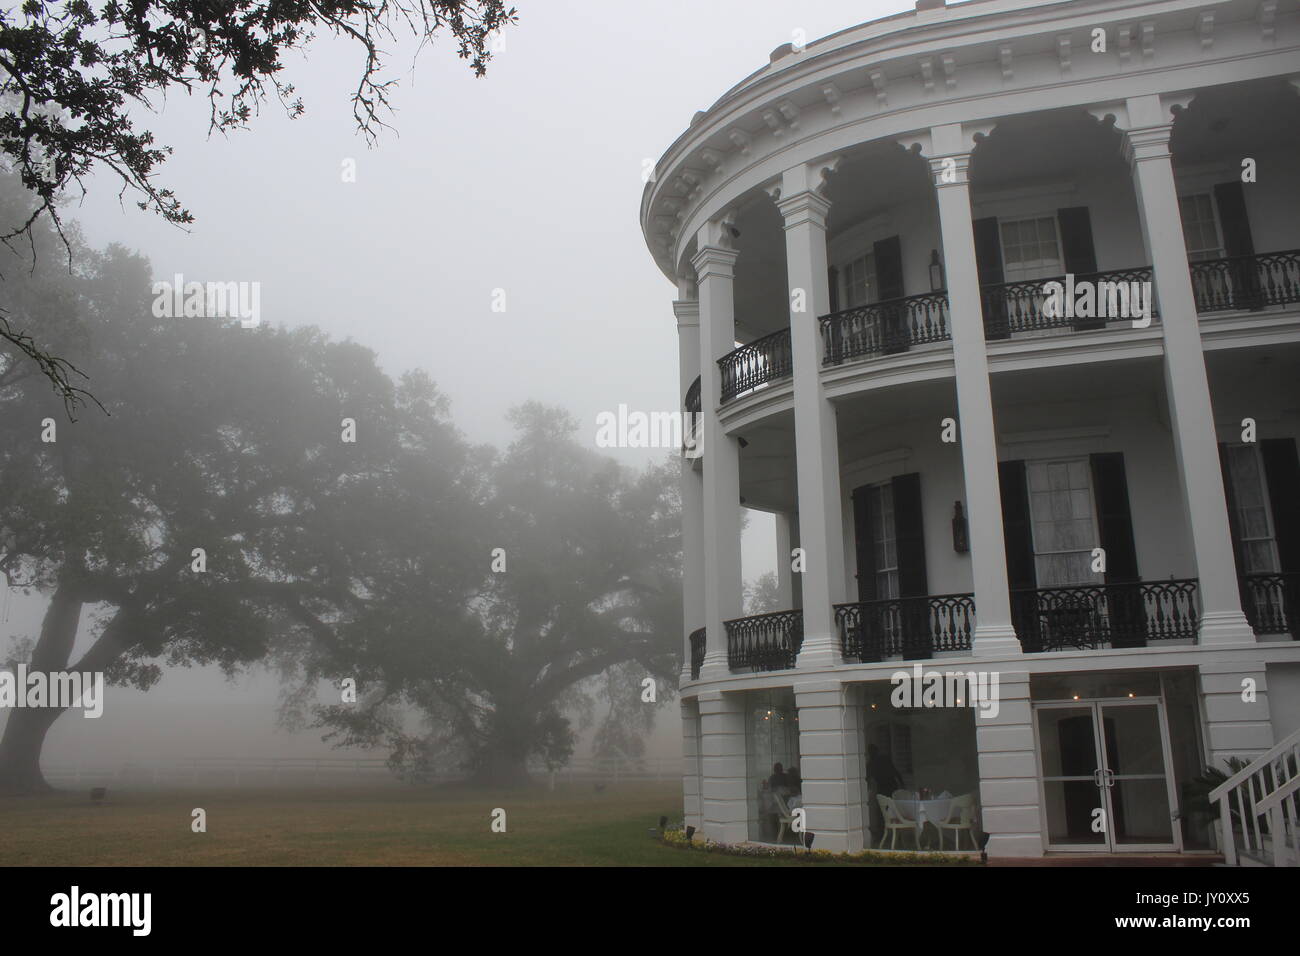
[{"xmin": 647, "ymin": 0, "xmax": 1300, "ymax": 859}]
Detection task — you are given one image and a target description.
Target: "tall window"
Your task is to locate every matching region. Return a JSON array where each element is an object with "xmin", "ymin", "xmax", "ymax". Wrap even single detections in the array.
[
  {"xmin": 1000, "ymin": 215, "xmax": 1063, "ymax": 282},
  {"xmin": 1027, "ymin": 458, "xmax": 1099, "ymax": 586},
  {"xmin": 1224, "ymin": 444, "xmax": 1280, "ymax": 574},
  {"xmin": 866, "ymin": 482, "xmax": 899, "ymax": 599},
  {"xmin": 839, "ymin": 253, "xmax": 877, "ymax": 308},
  {"xmin": 1178, "ymin": 193, "xmax": 1223, "ymax": 261}
]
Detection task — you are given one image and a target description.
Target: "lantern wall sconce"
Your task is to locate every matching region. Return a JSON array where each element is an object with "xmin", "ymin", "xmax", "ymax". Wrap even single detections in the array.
[
  {"xmin": 929, "ymin": 249, "xmax": 945, "ymax": 291},
  {"xmin": 952, "ymin": 500, "xmax": 969, "ymax": 553}
]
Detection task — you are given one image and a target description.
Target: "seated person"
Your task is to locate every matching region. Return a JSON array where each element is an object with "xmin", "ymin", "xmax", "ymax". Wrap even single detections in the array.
[
  {"xmin": 768, "ymin": 762, "xmax": 790, "ymax": 794},
  {"xmin": 787, "ymin": 763, "xmax": 802, "ymax": 795}
]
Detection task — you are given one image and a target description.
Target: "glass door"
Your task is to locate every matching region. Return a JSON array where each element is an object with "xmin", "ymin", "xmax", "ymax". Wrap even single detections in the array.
[
  {"xmin": 1099, "ymin": 701, "xmax": 1178, "ymax": 850},
  {"xmin": 1036, "ymin": 704, "xmax": 1107, "ymax": 849},
  {"xmin": 1035, "ymin": 699, "xmax": 1180, "ymax": 852}
]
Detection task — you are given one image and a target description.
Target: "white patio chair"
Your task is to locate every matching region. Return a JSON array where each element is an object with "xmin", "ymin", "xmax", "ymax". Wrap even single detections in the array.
[
  {"xmin": 775, "ymin": 792, "xmax": 798, "ymax": 845},
  {"xmin": 877, "ymin": 794, "xmax": 917, "ymax": 850},
  {"xmin": 935, "ymin": 793, "xmax": 977, "ymax": 850}
]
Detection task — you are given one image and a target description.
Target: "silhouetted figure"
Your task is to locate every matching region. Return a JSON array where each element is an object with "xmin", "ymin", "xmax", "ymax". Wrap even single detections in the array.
[{"xmin": 768, "ymin": 762, "xmax": 790, "ymax": 793}]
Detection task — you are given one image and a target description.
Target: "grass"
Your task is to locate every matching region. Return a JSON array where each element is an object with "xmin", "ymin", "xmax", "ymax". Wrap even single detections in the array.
[{"xmin": 0, "ymin": 782, "xmax": 957, "ymax": 867}]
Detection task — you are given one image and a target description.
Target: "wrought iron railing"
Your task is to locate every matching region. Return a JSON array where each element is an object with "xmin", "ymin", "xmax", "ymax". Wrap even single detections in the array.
[
  {"xmin": 1241, "ymin": 572, "xmax": 1299, "ymax": 637},
  {"xmin": 1010, "ymin": 579, "xmax": 1199, "ymax": 652},
  {"xmin": 718, "ymin": 328, "xmax": 793, "ymax": 404},
  {"xmin": 724, "ymin": 609, "xmax": 803, "ymax": 671},
  {"xmin": 980, "ymin": 267, "xmax": 1156, "ymax": 338},
  {"xmin": 834, "ymin": 594, "xmax": 974, "ymax": 662},
  {"xmin": 819, "ymin": 291, "xmax": 951, "ymax": 366},
  {"xmin": 1190, "ymin": 249, "xmax": 1300, "ymax": 313},
  {"xmin": 688, "ymin": 627, "xmax": 706, "ymax": 680}
]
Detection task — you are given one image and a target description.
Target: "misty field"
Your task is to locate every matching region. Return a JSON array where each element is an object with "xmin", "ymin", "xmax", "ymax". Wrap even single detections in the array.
[{"xmin": 0, "ymin": 782, "xmax": 872, "ymax": 867}]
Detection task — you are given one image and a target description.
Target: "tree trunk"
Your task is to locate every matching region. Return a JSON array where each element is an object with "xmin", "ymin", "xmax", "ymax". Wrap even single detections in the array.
[{"xmin": 0, "ymin": 587, "xmax": 82, "ymax": 794}]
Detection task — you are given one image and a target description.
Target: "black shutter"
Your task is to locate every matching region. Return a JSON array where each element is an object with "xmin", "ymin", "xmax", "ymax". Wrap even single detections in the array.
[
  {"xmin": 873, "ymin": 235, "xmax": 907, "ymax": 354},
  {"xmin": 1260, "ymin": 438, "xmax": 1300, "ymax": 639},
  {"xmin": 1090, "ymin": 453, "xmax": 1143, "ymax": 646},
  {"xmin": 851, "ymin": 484, "xmax": 882, "ymax": 661},
  {"xmin": 1213, "ymin": 182, "xmax": 1260, "ymax": 309},
  {"xmin": 1059, "ymin": 207, "xmax": 1103, "ymax": 331},
  {"xmin": 973, "ymin": 217, "xmax": 1007, "ymax": 339},
  {"xmin": 892, "ymin": 473, "xmax": 931, "ymax": 660},
  {"xmin": 828, "ymin": 265, "xmax": 840, "ymax": 314},
  {"xmin": 1217, "ymin": 443, "xmax": 1254, "ymax": 620},
  {"xmin": 999, "ymin": 459, "xmax": 1039, "ymax": 650},
  {"xmin": 852, "ymin": 485, "xmax": 879, "ymax": 603}
]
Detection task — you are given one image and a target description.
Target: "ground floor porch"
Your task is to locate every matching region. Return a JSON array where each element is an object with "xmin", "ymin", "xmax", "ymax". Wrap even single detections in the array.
[{"xmin": 680, "ymin": 653, "xmax": 1300, "ymax": 859}]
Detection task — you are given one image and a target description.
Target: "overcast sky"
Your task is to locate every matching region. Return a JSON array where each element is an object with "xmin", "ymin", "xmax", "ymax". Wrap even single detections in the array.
[{"xmin": 6, "ymin": 0, "xmax": 914, "ymax": 767}]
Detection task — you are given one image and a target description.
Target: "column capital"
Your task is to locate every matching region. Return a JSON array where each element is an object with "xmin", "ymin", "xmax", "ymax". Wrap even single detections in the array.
[
  {"xmin": 767, "ymin": 156, "xmax": 841, "ymax": 214},
  {"xmin": 673, "ymin": 298, "xmax": 700, "ymax": 328},
  {"xmin": 691, "ymin": 243, "xmax": 738, "ymax": 281},
  {"xmin": 1121, "ymin": 124, "xmax": 1174, "ymax": 168},
  {"xmin": 775, "ymin": 188, "xmax": 831, "ymax": 230},
  {"xmin": 927, "ymin": 152, "xmax": 973, "ymax": 189}
]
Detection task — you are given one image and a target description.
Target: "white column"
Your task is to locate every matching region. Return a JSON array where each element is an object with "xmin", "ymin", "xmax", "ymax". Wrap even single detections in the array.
[
  {"xmin": 699, "ymin": 690, "xmax": 748, "ymax": 843},
  {"xmin": 692, "ymin": 223, "xmax": 744, "ymax": 677},
  {"xmin": 1120, "ymin": 94, "xmax": 1255, "ymax": 645},
  {"xmin": 974, "ymin": 670, "xmax": 1043, "ymax": 858},
  {"xmin": 795, "ymin": 678, "xmax": 865, "ymax": 853},
  {"xmin": 775, "ymin": 512, "xmax": 794, "ymax": 608},
  {"xmin": 775, "ymin": 162, "xmax": 847, "ymax": 669},
  {"xmin": 928, "ymin": 124, "xmax": 1020, "ymax": 656},
  {"xmin": 675, "ymin": 290, "xmax": 706, "ymax": 685}
]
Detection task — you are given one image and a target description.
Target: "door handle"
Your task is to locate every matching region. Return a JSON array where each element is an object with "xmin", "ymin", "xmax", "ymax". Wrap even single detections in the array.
[{"xmin": 1093, "ymin": 768, "xmax": 1103, "ymax": 788}]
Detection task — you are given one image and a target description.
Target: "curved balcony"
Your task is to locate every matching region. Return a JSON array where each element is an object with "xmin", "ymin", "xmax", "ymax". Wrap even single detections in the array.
[
  {"xmin": 834, "ymin": 594, "xmax": 975, "ymax": 663},
  {"xmin": 683, "ymin": 375, "xmax": 702, "ymax": 454},
  {"xmin": 1190, "ymin": 249, "xmax": 1300, "ymax": 313},
  {"xmin": 980, "ymin": 266, "xmax": 1156, "ymax": 339},
  {"xmin": 1010, "ymin": 579, "xmax": 1199, "ymax": 652},
  {"xmin": 724, "ymin": 608, "xmax": 802, "ymax": 672},
  {"xmin": 688, "ymin": 627, "xmax": 706, "ymax": 680},
  {"xmin": 718, "ymin": 329, "xmax": 792, "ymax": 404},
  {"xmin": 820, "ymin": 291, "xmax": 951, "ymax": 367}
]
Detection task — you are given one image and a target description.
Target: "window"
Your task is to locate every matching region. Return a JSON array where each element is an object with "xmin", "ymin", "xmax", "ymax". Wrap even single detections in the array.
[
  {"xmin": 1178, "ymin": 193, "xmax": 1222, "ymax": 262},
  {"xmin": 866, "ymin": 481, "xmax": 899, "ymax": 599},
  {"xmin": 1027, "ymin": 458, "xmax": 1099, "ymax": 586},
  {"xmin": 839, "ymin": 253, "xmax": 877, "ymax": 308},
  {"xmin": 1224, "ymin": 444, "xmax": 1280, "ymax": 574},
  {"xmin": 999, "ymin": 215, "xmax": 1063, "ymax": 282}
]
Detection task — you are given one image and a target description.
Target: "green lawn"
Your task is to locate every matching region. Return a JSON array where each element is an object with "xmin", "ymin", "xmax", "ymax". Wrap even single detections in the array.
[{"xmin": 0, "ymin": 782, "xmax": 928, "ymax": 866}]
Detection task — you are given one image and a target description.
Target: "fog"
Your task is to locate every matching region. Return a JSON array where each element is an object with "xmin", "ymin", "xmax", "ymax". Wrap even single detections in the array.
[{"xmin": 1, "ymin": 0, "xmax": 911, "ymax": 778}]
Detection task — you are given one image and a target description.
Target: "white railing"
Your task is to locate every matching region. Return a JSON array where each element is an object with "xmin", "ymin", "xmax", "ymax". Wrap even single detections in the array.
[
  {"xmin": 1208, "ymin": 728, "xmax": 1300, "ymax": 866},
  {"xmin": 1256, "ymin": 774, "xmax": 1300, "ymax": 867}
]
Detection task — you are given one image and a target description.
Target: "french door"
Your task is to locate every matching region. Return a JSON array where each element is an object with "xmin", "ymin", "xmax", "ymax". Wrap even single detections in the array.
[{"xmin": 1035, "ymin": 698, "xmax": 1180, "ymax": 852}]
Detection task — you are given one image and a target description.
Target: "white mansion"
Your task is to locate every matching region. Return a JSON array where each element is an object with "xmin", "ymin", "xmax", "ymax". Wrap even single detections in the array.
[{"xmin": 640, "ymin": 0, "xmax": 1300, "ymax": 861}]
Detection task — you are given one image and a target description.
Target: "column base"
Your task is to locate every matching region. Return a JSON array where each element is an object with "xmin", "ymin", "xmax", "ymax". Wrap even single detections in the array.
[
  {"xmin": 972, "ymin": 624, "xmax": 1023, "ymax": 657},
  {"xmin": 700, "ymin": 653, "xmax": 729, "ymax": 680},
  {"xmin": 795, "ymin": 635, "xmax": 842, "ymax": 670},
  {"xmin": 1198, "ymin": 610, "xmax": 1257, "ymax": 646}
]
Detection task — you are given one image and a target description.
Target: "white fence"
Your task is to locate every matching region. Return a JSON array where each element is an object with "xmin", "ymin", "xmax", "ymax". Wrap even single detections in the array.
[{"xmin": 40, "ymin": 755, "xmax": 680, "ymax": 789}]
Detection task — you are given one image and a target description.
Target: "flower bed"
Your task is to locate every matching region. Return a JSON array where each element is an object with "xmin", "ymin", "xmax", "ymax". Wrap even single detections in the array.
[{"xmin": 660, "ymin": 828, "xmax": 979, "ymax": 865}]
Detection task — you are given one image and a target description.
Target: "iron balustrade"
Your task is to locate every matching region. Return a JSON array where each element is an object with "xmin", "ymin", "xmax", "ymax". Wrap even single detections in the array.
[
  {"xmin": 1190, "ymin": 249, "xmax": 1300, "ymax": 313},
  {"xmin": 689, "ymin": 627, "xmax": 706, "ymax": 680},
  {"xmin": 1010, "ymin": 579, "xmax": 1199, "ymax": 652},
  {"xmin": 834, "ymin": 594, "xmax": 974, "ymax": 662},
  {"xmin": 1241, "ymin": 572, "xmax": 1299, "ymax": 637},
  {"xmin": 718, "ymin": 329, "xmax": 793, "ymax": 404},
  {"xmin": 819, "ymin": 291, "xmax": 951, "ymax": 366},
  {"xmin": 724, "ymin": 609, "xmax": 803, "ymax": 671},
  {"xmin": 980, "ymin": 267, "xmax": 1156, "ymax": 338}
]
